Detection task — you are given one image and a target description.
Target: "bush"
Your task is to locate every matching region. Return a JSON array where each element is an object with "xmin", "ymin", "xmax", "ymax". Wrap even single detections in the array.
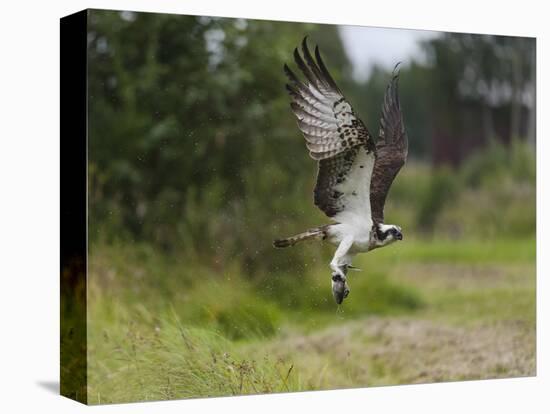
[
  {"xmin": 435, "ymin": 140, "xmax": 536, "ymax": 239},
  {"xmin": 215, "ymin": 301, "xmax": 282, "ymax": 340},
  {"xmin": 342, "ymin": 270, "xmax": 424, "ymax": 315},
  {"xmin": 416, "ymin": 167, "xmax": 459, "ymax": 232}
]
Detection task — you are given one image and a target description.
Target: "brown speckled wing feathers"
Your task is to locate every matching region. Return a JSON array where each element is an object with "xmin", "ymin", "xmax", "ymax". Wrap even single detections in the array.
[
  {"xmin": 370, "ymin": 66, "xmax": 408, "ymax": 224},
  {"xmin": 284, "ymin": 38, "xmax": 376, "ymax": 220}
]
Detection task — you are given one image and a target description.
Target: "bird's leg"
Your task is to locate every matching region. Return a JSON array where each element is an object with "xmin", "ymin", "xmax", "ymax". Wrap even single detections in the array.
[
  {"xmin": 330, "ymin": 237, "xmax": 354, "ymax": 304},
  {"xmin": 330, "ymin": 236, "xmax": 354, "ymax": 279}
]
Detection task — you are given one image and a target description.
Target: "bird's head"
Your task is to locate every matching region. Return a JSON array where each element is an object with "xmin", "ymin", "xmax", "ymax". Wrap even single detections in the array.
[{"xmin": 377, "ymin": 223, "xmax": 403, "ymax": 246}]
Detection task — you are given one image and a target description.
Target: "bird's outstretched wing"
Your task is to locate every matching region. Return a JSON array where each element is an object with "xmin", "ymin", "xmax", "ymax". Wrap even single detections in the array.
[
  {"xmin": 370, "ymin": 65, "xmax": 408, "ymax": 224},
  {"xmin": 284, "ymin": 38, "xmax": 376, "ymax": 223}
]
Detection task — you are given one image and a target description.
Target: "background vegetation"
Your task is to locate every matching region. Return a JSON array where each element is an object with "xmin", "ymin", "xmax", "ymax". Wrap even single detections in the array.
[{"xmin": 85, "ymin": 10, "xmax": 536, "ymax": 403}]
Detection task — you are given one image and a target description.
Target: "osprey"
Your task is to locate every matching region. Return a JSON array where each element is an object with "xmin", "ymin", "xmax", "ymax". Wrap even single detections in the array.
[{"xmin": 273, "ymin": 38, "xmax": 408, "ymax": 304}]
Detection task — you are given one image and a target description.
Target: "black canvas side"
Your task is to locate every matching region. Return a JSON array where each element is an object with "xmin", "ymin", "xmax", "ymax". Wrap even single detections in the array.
[{"xmin": 60, "ymin": 9, "xmax": 88, "ymax": 405}]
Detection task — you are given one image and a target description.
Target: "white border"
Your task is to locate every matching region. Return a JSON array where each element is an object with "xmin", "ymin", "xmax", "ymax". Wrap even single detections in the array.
[{"xmin": 0, "ymin": 1, "xmax": 546, "ymax": 413}]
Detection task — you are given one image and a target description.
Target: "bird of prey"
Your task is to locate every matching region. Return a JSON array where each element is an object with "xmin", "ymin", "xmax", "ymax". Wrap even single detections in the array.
[{"xmin": 273, "ymin": 37, "xmax": 408, "ymax": 304}]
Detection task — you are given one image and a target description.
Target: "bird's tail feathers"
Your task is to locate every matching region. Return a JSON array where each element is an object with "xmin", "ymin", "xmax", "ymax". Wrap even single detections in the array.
[{"xmin": 273, "ymin": 226, "xmax": 329, "ymax": 248}]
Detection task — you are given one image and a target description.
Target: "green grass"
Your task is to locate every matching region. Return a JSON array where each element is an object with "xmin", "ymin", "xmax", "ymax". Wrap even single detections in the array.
[
  {"xmin": 365, "ymin": 237, "xmax": 536, "ymax": 265},
  {"xmin": 88, "ymin": 321, "xmax": 301, "ymax": 404},
  {"xmin": 87, "ymin": 237, "xmax": 536, "ymax": 403}
]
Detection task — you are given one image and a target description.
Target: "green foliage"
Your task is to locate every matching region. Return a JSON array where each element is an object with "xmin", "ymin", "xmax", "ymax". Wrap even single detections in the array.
[
  {"xmin": 461, "ymin": 139, "xmax": 536, "ymax": 187},
  {"xmin": 380, "ymin": 140, "xmax": 536, "ymax": 239},
  {"xmin": 87, "ymin": 10, "xmax": 536, "ymax": 275},
  {"xmin": 87, "ymin": 10, "xmax": 353, "ymax": 274},
  {"xmin": 416, "ymin": 167, "xmax": 459, "ymax": 231},
  {"xmin": 435, "ymin": 140, "xmax": 535, "ymax": 239}
]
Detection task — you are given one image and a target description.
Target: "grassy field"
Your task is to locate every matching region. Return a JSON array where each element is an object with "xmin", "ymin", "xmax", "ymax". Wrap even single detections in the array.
[{"xmin": 86, "ymin": 237, "xmax": 536, "ymax": 404}]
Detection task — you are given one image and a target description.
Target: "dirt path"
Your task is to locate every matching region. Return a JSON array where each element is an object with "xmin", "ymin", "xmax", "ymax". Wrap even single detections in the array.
[{"xmin": 258, "ymin": 316, "xmax": 535, "ymax": 388}]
